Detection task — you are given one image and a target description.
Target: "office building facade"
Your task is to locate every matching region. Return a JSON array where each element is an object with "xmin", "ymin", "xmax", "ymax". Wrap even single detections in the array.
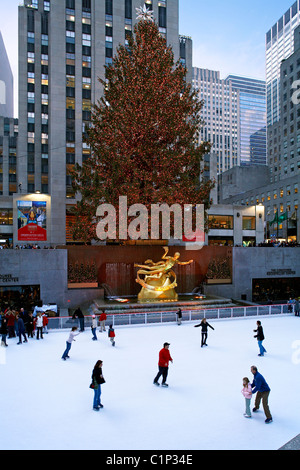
[
  {"xmin": 266, "ymin": 1, "xmax": 300, "ymax": 126},
  {"xmin": 219, "ymin": 27, "xmax": 300, "ymax": 243},
  {"xmin": 193, "ymin": 67, "xmax": 240, "ymax": 175},
  {"xmin": 0, "ymin": 32, "xmax": 14, "ymax": 118},
  {"xmin": 15, "ymin": 0, "xmax": 187, "ymax": 245},
  {"xmin": 225, "ymin": 75, "xmax": 267, "ymax": 167}
]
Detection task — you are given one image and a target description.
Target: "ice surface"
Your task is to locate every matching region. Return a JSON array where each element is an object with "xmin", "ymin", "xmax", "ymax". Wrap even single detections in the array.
[{"xmin": 1, "ymin": 314, "xmax": 300, "ymax": 451}]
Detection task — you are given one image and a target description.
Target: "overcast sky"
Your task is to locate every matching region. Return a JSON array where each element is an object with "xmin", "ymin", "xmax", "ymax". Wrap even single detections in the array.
[{"xmin": 0, "ymin": 0, "xmax": 296, "ymax": 117}]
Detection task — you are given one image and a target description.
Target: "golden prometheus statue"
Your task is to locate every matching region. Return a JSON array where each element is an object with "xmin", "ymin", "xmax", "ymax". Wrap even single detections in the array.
[{"xmin": 134, "ymin": 247, "xmax": 193, "ymax": 302}]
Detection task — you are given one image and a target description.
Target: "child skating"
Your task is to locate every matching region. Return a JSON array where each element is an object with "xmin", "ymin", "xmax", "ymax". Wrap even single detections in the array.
[
  {"xmin": 241, "ymin": 377, "xmax": 253, "ymax": 418},
  {"xmin": 108, "ymin": 324, "xmax": 115, "ymax": 346}
]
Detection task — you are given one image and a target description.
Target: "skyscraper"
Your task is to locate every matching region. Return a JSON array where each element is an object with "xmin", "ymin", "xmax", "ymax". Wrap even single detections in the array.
[
  {"xmin": 266, "ymin": 1, "xmax": 300, "ymax": 126},
  {"xmin": 0, "ymin": 31, "xmax": 14, "ymax": 118},
  {"xmin": 193, "ymin": 67, "xmax": 240, "ymax": 175},
  {"xmin": 225, "ymin": 75, "xmax": 267, "ymax": 167},
  {"xmin": 16, "ymin": 0, "xmax": 187, "ymax": 245}
]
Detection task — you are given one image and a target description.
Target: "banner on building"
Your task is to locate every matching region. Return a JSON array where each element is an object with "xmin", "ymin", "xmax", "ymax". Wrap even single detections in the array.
[{"xmin": 17, "ymin": 200, "xmax": 47, "ymax": 242}]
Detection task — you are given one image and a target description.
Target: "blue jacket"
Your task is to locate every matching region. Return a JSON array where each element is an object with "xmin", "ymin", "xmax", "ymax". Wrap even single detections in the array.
[{"xmin": 251, "ymin": 371, "xmax": 270, "ymax": 393}]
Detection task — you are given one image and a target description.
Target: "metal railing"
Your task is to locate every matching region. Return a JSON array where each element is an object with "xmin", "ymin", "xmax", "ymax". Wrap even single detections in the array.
[{"xmin": 46, "ymin": 303, "xmax": 295, "ymax": 331}]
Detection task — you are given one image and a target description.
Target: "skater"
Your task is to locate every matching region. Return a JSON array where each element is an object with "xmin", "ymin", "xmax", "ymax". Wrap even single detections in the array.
[
  {"xmin": 99, "ymin": 310, "xmax": 107, "ymax": 332},
  {"xmin": 194, "ymin": 318, "xmax": 215, "ymax": 347},
  {"xmin": 241, "ymin": 377, "xmax": 252, "ymax": 418},
  {"xmin": 36, "ymin": 313, "xmax": 43, "ymax": 340},
  {"xmin": 250, "ymin": 366, "xmax": 272, "ymax": 423},
  {"xmin": 176, "ymin": 308, "xmax": 182, "ymax": 325},
  {"xmin": 61, "ymin": 327, "xmax": 80, "ymax": 360},
  {"xmin": 43, "ymin": 314, "xmax": 49, "ymax": 334},
  {"xmin": 16, "ymin": 315, "xmax": 28, "ymax": 344},
  {"xmin": 108, "ymin": 324, "xmax": 115, "ymax": 346},
  {"xmin": 294, "ymin": 298, "xmax": 300, "ymax": 317},
  {"xmin": 91, "ymin": 315, "xmax": 97, "ymax": 340},
  {"xmin": 253, "ymin": 320, "xmax": 266, "ymax": 356},
  {"xmin": 27, "ymin": 312, "xmax": 34, "ymax": 338},
  {"xmin": 91, "ymin": 360, "xmax": 105, "ymax": 411},
  {"xmin": 153, "ymin": 342, "xmax": 173, "ymax": 387},
  {"xmin": 0, "ymin": 313, "xmax": 8, "ymax": 347}
]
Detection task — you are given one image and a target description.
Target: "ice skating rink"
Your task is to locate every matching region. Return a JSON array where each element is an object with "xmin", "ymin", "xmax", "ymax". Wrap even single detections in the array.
[{"xmin": 1, "ymin": 314, "xmax": 299, "ymax": 451}]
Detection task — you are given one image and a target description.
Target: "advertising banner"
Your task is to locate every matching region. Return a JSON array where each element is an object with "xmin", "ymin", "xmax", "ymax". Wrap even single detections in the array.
[{"xmin": 17, "ymin": 200, "xmax": 47, "ymax": 242}]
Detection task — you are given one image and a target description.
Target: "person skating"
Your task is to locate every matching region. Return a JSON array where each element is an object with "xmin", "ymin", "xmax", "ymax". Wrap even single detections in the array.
[
  {"xmin": 241, "ymin": 377, "xmax": 253, "ymax": 418},
  {"xmin": 36, "ymin": 313, "xmax": 43, "ymax": 340},
  {"xmin": 91, "ymin": 360, "xmax": 105, "ymax": 411},
  {"xmin": 250, "ymin": 365, "xmax": 273, "ymax": 423},
  {"xmin": 91, "ymin": 315, "xmax": 97, "ymax": 341},
  {"xmin": 0, "ymin": 313, "xmax": 8, "ymax": 347},
  {"xmin": 61, "ymin": 327, "xmax": 80, "ymax": 360},
  {"xmin": 194, "ymin": 318, "xmax": 215, "ymax": 347},
  {"xmin": 253, "ymin": 320, "xmax": 266, "ymax": 356},
  {"xmin": 153, "ymin": 342, "xmax": 173, "ymax": 387},
  {"xmin": 108, "ymin": 324, "xmax": 115, "ymax": 346},
  {"xmin": 16, "ymin": 315, "xmax": 28, "ymax": 344}
]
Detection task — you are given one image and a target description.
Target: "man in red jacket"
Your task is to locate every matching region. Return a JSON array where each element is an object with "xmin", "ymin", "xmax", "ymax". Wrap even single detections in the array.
[{"xmin": 153, "ymin": 342, "xmax": 173, "ymax": 387}]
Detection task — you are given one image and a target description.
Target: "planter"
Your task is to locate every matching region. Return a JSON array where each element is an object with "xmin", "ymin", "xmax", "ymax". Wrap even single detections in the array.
[
  {"xmin": 206, "ymin": 278, "xmax": 232, "ymax": 285},
  {"xmin": 68, "ymin": 282, "xmax": 98, "ymax": 289}
]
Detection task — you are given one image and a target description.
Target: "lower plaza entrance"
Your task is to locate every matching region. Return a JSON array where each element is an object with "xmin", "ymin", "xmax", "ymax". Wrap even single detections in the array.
[
  {"xmin": 0, "ymin": 285, "xmax": 40, "ymax": 311},
  {"xmin": 252, "ymin": 278, "xmax": 300, "ymax": 303}
]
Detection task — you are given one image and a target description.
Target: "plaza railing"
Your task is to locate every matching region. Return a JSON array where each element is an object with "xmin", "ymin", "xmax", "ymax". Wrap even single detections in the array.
[{"xmin": 46, "ymin": 303, "xmax": 295, "ymax": 331}]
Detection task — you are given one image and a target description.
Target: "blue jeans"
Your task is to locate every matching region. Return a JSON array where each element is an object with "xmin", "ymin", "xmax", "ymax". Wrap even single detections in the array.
[
  {"xmin": 258, "ymin": 340, "xmax": 266, "ymax": 356},
  {"xmin": 62, "ymin": 341, "xmax": 72, "ymax": 359},
  {"xmin": 93, "ymin": 385, "xmax": 101, "ymax": 408},
  {"xmin": 92, "ymin": 328, "xmax": 97, "ymax": 340}
]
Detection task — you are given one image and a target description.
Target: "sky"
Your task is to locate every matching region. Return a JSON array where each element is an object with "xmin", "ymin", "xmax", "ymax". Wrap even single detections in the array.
[{"xmin": 0, "ymin": 0, "xmax": 296, "ymax": 118}]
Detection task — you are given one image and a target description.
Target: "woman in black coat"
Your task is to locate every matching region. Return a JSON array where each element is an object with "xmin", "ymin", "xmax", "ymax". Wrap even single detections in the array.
[
  {"xmin": 0, "ymin": 315, "xmax": 8, "ymax": 346},
  {"xmin": 92, "ymin": 360, "xmax": 105, "ymax": 411},
  {"xmin": 194, "ymin": 318, "xmax": 215, "ymax": 347}
]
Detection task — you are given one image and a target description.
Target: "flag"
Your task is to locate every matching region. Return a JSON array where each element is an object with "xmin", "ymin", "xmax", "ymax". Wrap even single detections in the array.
[
  {"xmin": 278, "ymin": 211, "xmax": 288, "ymax": 223},
  {"xmin": 270, "ymin": 210, "xmax": 279, "ymax": 226}
]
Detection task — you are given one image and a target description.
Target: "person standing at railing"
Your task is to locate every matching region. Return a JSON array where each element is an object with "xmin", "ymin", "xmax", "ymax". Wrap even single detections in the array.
[
  {"xmin": 176, "ymin": 308, "xmax": 182, "ymax": 326},
  {"xmin": 254, "ymin": 321, "xmax": 266, "ymax": 357},
  {"xmin": 99, "ymin": 310, "xmax": 107, "ymax": 332}
]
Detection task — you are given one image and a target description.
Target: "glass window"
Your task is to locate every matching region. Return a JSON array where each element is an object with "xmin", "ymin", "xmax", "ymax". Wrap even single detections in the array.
[
  {"xmin": 208, "ymin": 215, "xmax": 233, "ymax": 230},
  {"xmin": 242, "ymin": 216, "xmax": 256, "ymax": 230},
  {"xmin": 0, "ymin": 209, "xmax": 13, "ymax": 225}
]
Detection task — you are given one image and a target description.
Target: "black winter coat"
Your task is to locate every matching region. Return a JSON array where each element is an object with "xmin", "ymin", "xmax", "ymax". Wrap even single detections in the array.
[
  {"xmin": 0, "ymin": 317, "xmax": 8, "ymax": 334},
  {"xmin": 254, "ymin": 325, "xmax": 264, "ymax": 341},
  {"xmin": 194, "ymin": 321, "xmax": 214, "ymax": 332}
]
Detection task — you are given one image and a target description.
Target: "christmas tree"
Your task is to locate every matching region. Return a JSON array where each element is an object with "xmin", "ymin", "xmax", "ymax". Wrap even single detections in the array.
[{"xmin": 71, "ymin": 8, "xmax": 214, "ymax": 242}]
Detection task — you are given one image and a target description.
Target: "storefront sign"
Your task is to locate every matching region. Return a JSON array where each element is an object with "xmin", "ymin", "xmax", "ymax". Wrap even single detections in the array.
[
  {"xmin": 266, "ymin": 268, "xmax": 296, "ymax": 276},
  {"xmin": 0, "ymin": 274, "xmax": 19, "ymax": 283}
]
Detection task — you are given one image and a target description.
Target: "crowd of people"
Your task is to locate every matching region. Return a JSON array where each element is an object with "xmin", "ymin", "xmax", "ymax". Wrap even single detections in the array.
[{"xmin": 0, "ymin": 306, "xmax": 49, "ymax": 346}]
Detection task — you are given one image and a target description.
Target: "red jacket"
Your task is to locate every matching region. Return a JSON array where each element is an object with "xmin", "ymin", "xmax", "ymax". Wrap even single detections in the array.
[
  {"xmin": 100, "ymin": 313, "xmax": 107, "ymax": 321},
  {"xmin": 158, "ymin": 348, "xmax": 173, "ymax": 368}
]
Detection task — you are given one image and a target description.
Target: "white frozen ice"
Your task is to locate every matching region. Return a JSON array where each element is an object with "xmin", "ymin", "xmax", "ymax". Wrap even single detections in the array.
[{"xmin": 0, "ymin": 314, "xmax": 299, "ymax": 451}]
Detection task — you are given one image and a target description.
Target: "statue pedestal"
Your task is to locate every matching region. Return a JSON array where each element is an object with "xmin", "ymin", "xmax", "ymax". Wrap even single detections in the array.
[{"xmin": 137, "ymin": 275, "xmax": 178, "ymax": 302}]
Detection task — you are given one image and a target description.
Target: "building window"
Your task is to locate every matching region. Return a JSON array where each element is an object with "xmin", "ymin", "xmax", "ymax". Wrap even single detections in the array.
[
  {"xmin": 242, "ymin": 216, "xmax": 256, "ymax": 230},
  {"xmin": 0, "ymin": 209, "xmax": 13, "ymax": 225},
  {"xmin": 208, "ymin": 215, "xmax": 233, "ymax": 230}
]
